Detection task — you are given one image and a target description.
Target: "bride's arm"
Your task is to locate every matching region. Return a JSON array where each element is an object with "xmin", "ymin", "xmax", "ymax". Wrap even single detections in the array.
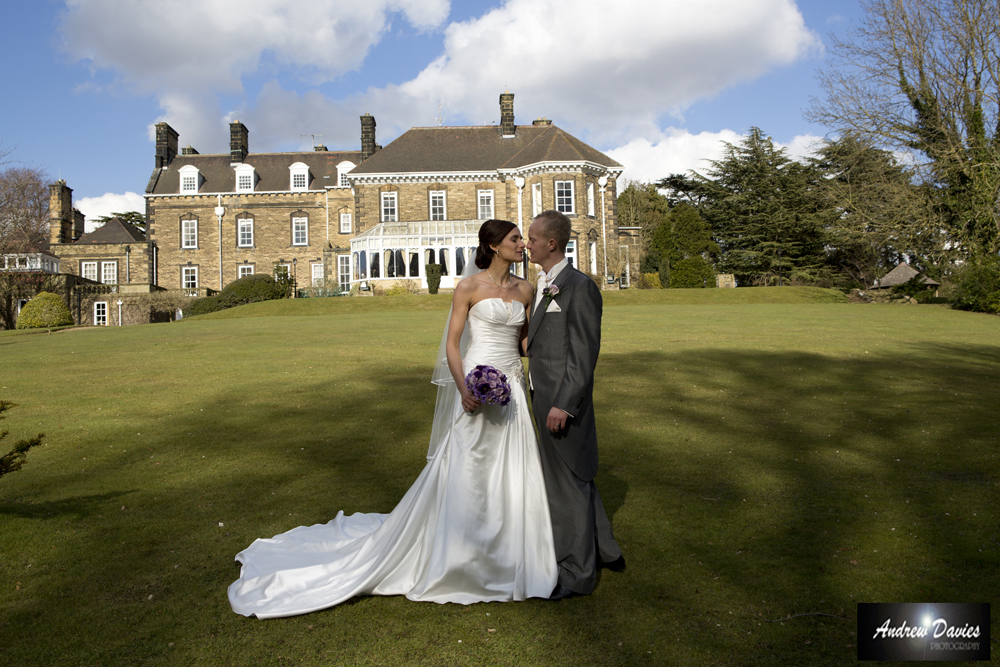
[
  {"xmin": 446, "ymin": 280, "xmax": 480, "ymax": 411},
  {"xmin": 519, "ymin": 279, "xmax": 532, "ymax": 356}
]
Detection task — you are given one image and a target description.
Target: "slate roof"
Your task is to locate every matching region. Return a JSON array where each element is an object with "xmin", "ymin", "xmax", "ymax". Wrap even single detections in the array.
[
  {"xmin": 350, "ymin": 125, "xmax": 622, "ymax": 175},
  {"xmin": 872, "ymin": 262, "xmax": 940, "ymax": 288},
  {"xmin": 146, "ymin": 149, "xmax": 365, "ymax": 195},
  {"xmin": 74, "ymin": 217, "xmax": 147, "ymax": 244}
]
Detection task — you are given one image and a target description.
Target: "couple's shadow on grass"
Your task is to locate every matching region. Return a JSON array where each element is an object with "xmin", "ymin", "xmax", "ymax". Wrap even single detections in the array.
[{"xmin": 0, "ymin": 490, "xmax": 135, "ymax": 519}]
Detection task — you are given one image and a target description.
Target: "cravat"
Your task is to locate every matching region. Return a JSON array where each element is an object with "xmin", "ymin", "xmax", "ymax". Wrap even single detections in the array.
[{"xmin": 535, "ymin": 271, "xmax": 548, "ymax": 308}]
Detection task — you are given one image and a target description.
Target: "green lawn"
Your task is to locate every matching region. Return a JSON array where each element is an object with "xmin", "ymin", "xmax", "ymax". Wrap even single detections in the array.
[{"xmin": 1, "ymin": 288, "xmax": 997, "ymax": 666}]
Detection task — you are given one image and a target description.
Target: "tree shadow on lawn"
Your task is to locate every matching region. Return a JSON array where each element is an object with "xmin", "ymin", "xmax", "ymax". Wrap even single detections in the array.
[
  {"xmin": 4, "ymin": 342, "xmax": 999, "ymax": 665},
  {"xmin": 593, "ymin": 341, "xmax": 1000, "ymax": 661}
]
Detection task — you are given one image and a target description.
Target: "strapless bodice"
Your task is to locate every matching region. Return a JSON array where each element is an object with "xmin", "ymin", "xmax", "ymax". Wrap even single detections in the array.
[{"xmin": 464, "ymin": 298, "xmax": 526, "ymax": 382}]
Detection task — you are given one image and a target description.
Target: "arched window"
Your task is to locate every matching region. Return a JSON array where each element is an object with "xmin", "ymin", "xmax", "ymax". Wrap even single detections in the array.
[
  {"xmin": 455, "ymin": 248, "xmax": 465, "ymax": 276},
  {"xmin": 440, "ymin": 249, "xmax": 449, "ymax": 276},
  {"xmin": 359, "ymin": 252, "xmax": 368, "ymax": 279},
  {"xmin": 425, "ymin": 249, "xmax": 435, "ymax": 266},
  {"xmin": 408, "ymin": 251, "xmax": 419, "ymax": 278},
  {"xmin": 370, "ymin": 251, "xmax": 380, "ymax": 278},
  {"xmin": 384, "ymin": 249, "xmax": 395, "ymax": 278}
]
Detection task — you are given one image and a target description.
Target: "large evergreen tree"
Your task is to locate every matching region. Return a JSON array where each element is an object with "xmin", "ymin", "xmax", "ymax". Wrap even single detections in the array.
[
  {"xmin": 648, "ymin": 203, "xmax": 718, "ymax": 287},
  {"xmin": 659, "ymin": 128, "xmax": 825, "ymax": 286}
]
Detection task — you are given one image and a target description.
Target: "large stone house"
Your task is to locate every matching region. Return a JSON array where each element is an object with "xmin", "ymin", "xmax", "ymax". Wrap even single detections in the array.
[
  {"xmin": 144, "ymin": 93, "xmax": 624, "ymax": 293},
  {"xmin": 347, "ymin": 93, "xmax": 623, "ymax": 290},
  {"xmin": 144, "ymin": 119, "xmax": 370, "ymax": 293}
]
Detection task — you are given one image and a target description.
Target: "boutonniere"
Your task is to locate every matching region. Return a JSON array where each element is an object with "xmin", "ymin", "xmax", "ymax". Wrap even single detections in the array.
[{"xmin": 542, "ymin": 283, "xmax": 560, "ymax": 307}]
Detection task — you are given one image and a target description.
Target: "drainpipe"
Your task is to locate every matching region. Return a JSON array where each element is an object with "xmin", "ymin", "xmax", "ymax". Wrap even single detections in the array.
[
  {"xmin": 598, "ymin": 175, "xmax": 608, "ymax": 281},
  {"xmin": 215, "ymin": 195, "xmax": 225, "ymax": 290}
]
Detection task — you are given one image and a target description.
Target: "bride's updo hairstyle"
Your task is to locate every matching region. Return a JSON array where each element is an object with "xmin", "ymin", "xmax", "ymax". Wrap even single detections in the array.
[{"xmin": 474, "ymin": 219, "xmax": 517, "ymax": 270}]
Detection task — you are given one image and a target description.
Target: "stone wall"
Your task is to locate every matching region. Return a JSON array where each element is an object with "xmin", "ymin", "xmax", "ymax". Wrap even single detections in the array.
[{"xmin": 148, "ymin": 189, "xmax": 356, "ymax": 291}]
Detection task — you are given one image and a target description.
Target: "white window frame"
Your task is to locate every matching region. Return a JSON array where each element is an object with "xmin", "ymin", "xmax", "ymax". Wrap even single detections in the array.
[
  {"xmin": 238, "ymin": 218, "xmax": 254, "ymax": 247},
  {"xmin": 101, "ymin": 261, "xmax": 117, "ymax": 285},
  {"xmin": 289, "ymin": 162, "xmax": 309, "ymax": 191},
  {"xmin": 238, "ymin": 264, "xmax": 254, "ymax": 278},
  {"xmin": 566, "ymin": 240, "xmax": 577, "ymax": 268},
  {"xmin": 339, "ymin": 212, "xmax": 352, "ymax": 234},
  {"xmin": 478, "ymin": 189, "xmax": 494, "ymax": 220},
  {"xmin": 94, "ymin": 302, "xmax": 107, "ymax": 326},
  {"xmin": 311, "ymin": 262, "xmax": 324, "ymax": 287},
  {"xmin": 429, "ymin": 191, "xmax": 446, "ymax": 221},
  {"xmin": 555, "ymin": 180, "xmax": 575, "ymax": 214},
  {"xmin": 337, "ymin": 161, "xmax": 355, "ymax": 188},
  {"xmin": 381, "ymin": 191, "xmax": 397, "ymax": 222},
  {"xmin": 292, "ymin": 216, "xmax": 308, "ymax": 246},
  {"xmin": 179, "ymin": 165, "xmax": 200, "ymax": 194},
  {"xmin": 532, "ymin": 182, "xmax": 542, "ymax": 217},
  {"xmin": 182, "ymin": 219, "xmax": 198, "ymax": 249},
  {"xmin": 338, "ymin": 255, "xmax": 351, "ymax": 291},
  {"xmin": 182, "ymin": 266, "xmax": 198, "ymax": 289},
  {"xmin": 587, "ymin": 182, "xmax": 595, "ymax": 216},
  {"xmin": 235, "ymin": 164, "xmax": 256, "ymax": 192},
  {"xmin": 82, "ymin": 261, "xmax": 98, "ymax": 282}
]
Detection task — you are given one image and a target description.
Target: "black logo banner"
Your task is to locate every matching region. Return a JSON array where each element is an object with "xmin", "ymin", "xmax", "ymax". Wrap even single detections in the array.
[{"xmin": 858, "ymin": 603, "xmax": 990, "ymax": 661}]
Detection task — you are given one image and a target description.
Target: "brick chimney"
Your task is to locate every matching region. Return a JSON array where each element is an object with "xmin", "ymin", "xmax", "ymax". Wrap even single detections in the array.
[
  {"xmin": 49, "ymin": 180, "xmax": 74, "ymax": 244},
  {"xmin": 181, "ymin": 145, "xmax": 199, "ymax": 155},
  {"xmin": 155, "ymin": 122, "xmax": 178, "ymax": 168},
  {"xmin": 532, "ymin": 117, "xmax": 552, "ymax": 126},
  {"xmin": 360, "ymin": 114, "xmax": 380, "ymax": 160},
  {"xmin": 230, "ymin": 121, "xmax": 249, "ymax": 163},
  {"xmin": 500, "ymin": 92, "xmax": 515, "ymax": 138}
]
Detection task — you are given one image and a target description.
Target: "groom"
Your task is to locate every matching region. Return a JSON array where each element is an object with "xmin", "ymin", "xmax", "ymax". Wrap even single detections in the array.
[{"xmin": 525, "ymin": 210, "xmax": 624, "ymax": 600}]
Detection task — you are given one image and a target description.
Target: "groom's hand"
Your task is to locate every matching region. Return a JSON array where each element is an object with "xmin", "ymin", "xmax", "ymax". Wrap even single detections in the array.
[{"xmin": 546, "ymin": 407, "xmax": 569, "ymax": 432}]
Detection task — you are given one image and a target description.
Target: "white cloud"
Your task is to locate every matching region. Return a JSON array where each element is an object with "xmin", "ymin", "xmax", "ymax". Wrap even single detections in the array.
[
  {"xmin": 60, "ymin": 0, "xmax": 451, "ymax": 151},
  {"xmin": 607, "ymin": 130, "xmax": 828, "ymax": 186},
  {"xmin": 75, "ymin": 192, "xmax": 145, "ymax": 232},
  {"xmin": 607, "ymin": 129, "xmax": 745, "ymax": 185},
  {"xmin": 59, "ymin": 0, "xmax": 821, "ymax": 175}
]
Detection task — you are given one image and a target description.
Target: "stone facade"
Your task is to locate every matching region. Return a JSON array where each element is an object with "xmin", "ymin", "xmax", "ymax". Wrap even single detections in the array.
[{"xmin": 145, "ymin": 120, "xmax": 365, "ymax": 292}]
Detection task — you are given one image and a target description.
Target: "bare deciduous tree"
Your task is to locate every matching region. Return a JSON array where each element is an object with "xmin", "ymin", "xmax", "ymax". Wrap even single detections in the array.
[
  {"xmin": 0, "ymin": 166, "xmax": 50, "ymax": 256},
  {"xmin": 809, "ymin": 0, "xmax": 1000, "ymax": 255}
]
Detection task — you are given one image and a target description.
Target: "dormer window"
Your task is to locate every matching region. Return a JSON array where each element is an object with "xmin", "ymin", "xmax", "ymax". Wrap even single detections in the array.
[
  {"xmin": 336, "ymin": 161, "xmax": 355, "ymax": 188},
  {"xmin": 235, "ymin": 164, "xmax": 256, "ymax": 192},
  {"xmin": 289, "ymin": 162, "xmax": 309, "ymax": 191},
  {"xmin": 179, "ymin": 165, "xmax": 200, "ymax": 194}
]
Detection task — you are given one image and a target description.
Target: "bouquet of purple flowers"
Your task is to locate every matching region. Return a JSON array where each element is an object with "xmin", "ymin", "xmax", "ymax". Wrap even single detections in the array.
[{"xmin": 464, "ymin": 365, "xmax": 511, "ymax": 407}]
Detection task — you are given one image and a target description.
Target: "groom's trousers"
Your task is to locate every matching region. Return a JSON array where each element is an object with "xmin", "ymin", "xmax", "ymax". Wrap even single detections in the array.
[{"xmin": 535, "ymin": 436, "xmax": 622, "ymax": 594}]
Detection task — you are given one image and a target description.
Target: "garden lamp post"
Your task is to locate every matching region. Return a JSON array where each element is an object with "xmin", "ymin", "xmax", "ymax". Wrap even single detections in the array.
[{"xmin": 215, "ymin": 195, "xmax": 225, "ymax": 290}]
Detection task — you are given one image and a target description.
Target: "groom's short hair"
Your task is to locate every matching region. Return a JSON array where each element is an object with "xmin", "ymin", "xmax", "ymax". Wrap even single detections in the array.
[{"xmin": 534, "ymin": 210, "xmax": 571, "ymax": 253}]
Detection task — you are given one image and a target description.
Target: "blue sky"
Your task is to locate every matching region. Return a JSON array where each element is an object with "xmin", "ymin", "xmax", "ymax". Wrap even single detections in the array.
[{"xmin": 1, "ymin": 0, "xmax": 864, "ymax": 226}]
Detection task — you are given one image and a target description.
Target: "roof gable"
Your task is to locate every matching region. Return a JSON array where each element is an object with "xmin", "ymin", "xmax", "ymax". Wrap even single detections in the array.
[{"xmin": 75, "ymin": 217, "xmax": 146, "ymax": 244}]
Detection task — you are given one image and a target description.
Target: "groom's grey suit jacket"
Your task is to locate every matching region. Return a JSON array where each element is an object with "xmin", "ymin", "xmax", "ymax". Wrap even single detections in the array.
[{"xmin": 526, "ymin": 264, "xmax": 602, "ymax": 482}]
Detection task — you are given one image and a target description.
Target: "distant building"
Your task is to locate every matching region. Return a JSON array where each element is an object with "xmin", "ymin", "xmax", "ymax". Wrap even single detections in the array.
[
  {"xmin": 144, "ymin": 93, "xmax": 625, "ymax": 293},
  {"xmin": 347, "ymin": 93, "xmax": 623, "ymax": 289}
]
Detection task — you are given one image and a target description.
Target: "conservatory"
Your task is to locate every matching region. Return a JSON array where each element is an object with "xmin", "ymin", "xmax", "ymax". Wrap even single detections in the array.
[{"xmin": 349, "ymin": 220, "xmax": 527, "ymax": 291}]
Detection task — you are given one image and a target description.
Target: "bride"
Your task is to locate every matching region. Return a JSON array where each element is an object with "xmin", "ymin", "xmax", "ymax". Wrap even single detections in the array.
[{"xmin": 228, "ymin": 220, "xmax": 557, "ymax": 618}]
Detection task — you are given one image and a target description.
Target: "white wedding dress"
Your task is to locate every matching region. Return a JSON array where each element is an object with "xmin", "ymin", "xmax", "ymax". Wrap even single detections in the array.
[{"xmin": 228, "ymin": 298, "xmax": 557, "ymax": 618}]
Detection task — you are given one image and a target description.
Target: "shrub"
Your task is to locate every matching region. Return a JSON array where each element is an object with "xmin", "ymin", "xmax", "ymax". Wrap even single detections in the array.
[
  {"xmin": 893, "ymin": 275, "xmax": 935, "ymax": 301},
  {"xmin": 385, "ymin": 279, "xmax": 420, "ymax": 296},
  {"xmin": 425, "ymin": 264, "xmax": 442, "ymax": 294},
  {"xmin": 219, "ymin": 274, "xmax": 288, "ymax": 307},
  {"xmin": 952, "ymin": 256, "xmax": 1000, "ymax": 314},
  {"xmin": 0, "ymin": 400, "xmax": 43, "ymax": 480},
  {"xmin": 637, "ymin": 272, "xmax": 662, "ymax": 289},
  {"xmin": 15, "ymin": 292, "xmax": 74, "ymax": 331},
  {"xmin": 183, "ymin": 295, "xmax": 224, "ymax": 316},
  {"xmin": 669, "ymin": 257, "xmax": 716, "ymax": 288}
]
